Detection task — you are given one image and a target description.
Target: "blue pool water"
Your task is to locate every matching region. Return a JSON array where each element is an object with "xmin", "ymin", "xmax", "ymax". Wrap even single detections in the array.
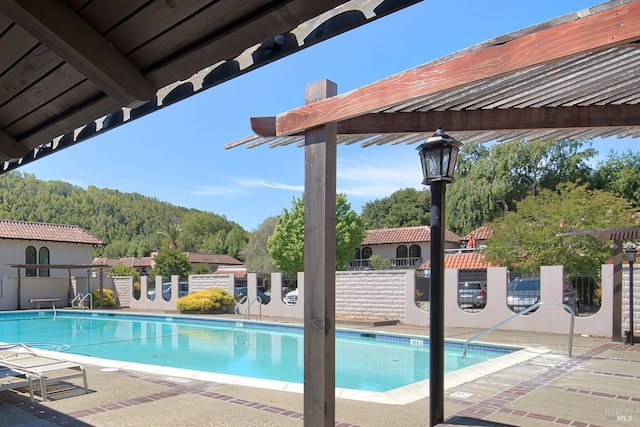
[{"xmin": 0, "ymin": 311, "xmax": 516, "ymax": 392}]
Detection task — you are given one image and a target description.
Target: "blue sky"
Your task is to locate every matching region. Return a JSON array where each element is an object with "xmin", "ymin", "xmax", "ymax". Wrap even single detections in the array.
[{"xmin": 20, "ymin": 0, "xmax": 634, "ymax": 231}]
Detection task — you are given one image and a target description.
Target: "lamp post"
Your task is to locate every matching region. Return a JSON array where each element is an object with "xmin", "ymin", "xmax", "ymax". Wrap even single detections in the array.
[
  {"xmin": 625, "ymin": 246, "xmax": 636, "ymax": 345},
  {"xmin": 417, "ymin": 128, "xmax": 461, "ymax": 426}
]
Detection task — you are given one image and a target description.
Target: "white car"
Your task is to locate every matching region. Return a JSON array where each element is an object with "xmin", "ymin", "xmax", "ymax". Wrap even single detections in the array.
[{"xmin": 283, "ymin": 289, "xmax": 298, "ymax": 306}]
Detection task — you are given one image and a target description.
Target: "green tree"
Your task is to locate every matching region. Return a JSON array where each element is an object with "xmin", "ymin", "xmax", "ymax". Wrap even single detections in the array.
[
  {"xmin": 484, "ymin": 182, "xmax": 635, "ymax": 274},
  {"xmin": 109, "ymin": 263, "xmax": 140, "ymax": 280},
  {"xmin": 158, "ymin": 221, "xmax": 181, "ymax": 249},
  {"xmin": 267, "ymin": 194, "xmax": 366, "ymax": 273},
  {"xmin": 447, "ymin": 139, "xmax": 596, "ymax": 235},
  {"xmin": 224, "ymin": 226, "xmax": 249, "ymax": 259},
  {"xmin": 150, "ymin": 249, "xmax": 190, "ymax": 280},
  {"xmin": 361, "ymin": 188, "xmax": 430, "ymax": 229},
  {"xmin": 242, "ymin": 216, "xmax": 279, "ymax": 273},
  {"xmin": 592, "ymin": 149, "xmax": 640, "ymax": 207}
]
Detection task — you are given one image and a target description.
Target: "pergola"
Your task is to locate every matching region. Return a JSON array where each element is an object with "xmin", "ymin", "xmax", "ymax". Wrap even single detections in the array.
[
  {"xmin": 227, "ymin": 1, "xmax": 640, "ymax": 425},
  {"xmin": 10, "ymin": 263, "xmax": 104, "ymax": 309},
  {"xmin": 0, "ymin": 0, "xmax": 420, "ymax": 171},
  {"xmin": 2, "ymin": 1, "xmax": 640, "ymax": 426}
]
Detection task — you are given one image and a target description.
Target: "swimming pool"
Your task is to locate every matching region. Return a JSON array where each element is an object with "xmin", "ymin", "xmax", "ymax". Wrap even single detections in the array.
[{"xmin": 0, "ymin": 311, "xmax": 521, "ymax": 396}]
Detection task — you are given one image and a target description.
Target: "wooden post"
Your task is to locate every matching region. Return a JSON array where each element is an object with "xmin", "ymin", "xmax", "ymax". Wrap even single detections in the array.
[
  {"xmin": 303, "ymin": 79, "xmax": 337, "ymax": 426},
  {"xmin": 16, "ymin": 267, "xmax": 21, "ymax": 309}
]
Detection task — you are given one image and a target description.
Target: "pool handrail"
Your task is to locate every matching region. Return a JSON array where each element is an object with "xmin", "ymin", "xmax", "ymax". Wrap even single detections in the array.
[
  {"xmin": 461, "ymin": 301, "xmax": 575, "ymax": 358},
  {"xmin": 245, "ymin": 297, "xmax": 263, "ymax": 321},
  {"xmin": 234, "ymin": 295, "xmax": 247, "ymax": 315}
]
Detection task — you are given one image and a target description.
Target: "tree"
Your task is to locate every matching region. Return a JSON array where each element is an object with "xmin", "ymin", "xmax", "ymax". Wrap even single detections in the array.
[
  {"xmin": 361, "ymin": 188, "xmax": 430, "ymax": 229},
  {"xmin": 242, "ymin": 216, "xmax": 279, "ymax": 273},
  {"xmin": 484, "ymin": 182, "xmax": 635, "ymax": 274},
  {"xmin": 267, "ymin": 194, "xmax": 367, "ymax": 273},
  {"xmin": 110, "ymin": 263, "xmax": 140, "ymax": 280},
  {"xmin": 592, "ymin": 149, "xmax": 640, "ymax": 207},
  {"xmin": 150, "ymin": 249, "xmax": 190, "ymax": 280},
  {"xmin": 446, "ymin": 138, "xmax": 596, "ymax": 235},
  {"xmin": 158, "ymin": 221, "xmax": 181, "ymax": 249}
]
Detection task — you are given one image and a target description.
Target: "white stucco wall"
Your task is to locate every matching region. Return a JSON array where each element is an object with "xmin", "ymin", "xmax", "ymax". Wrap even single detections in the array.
[{"xmin": 0, "ymin": 239, "xmax": 95, "ymax": 279}]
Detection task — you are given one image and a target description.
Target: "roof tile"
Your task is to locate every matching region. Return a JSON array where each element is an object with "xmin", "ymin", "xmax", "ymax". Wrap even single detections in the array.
[
  {"xmin": 0, "ymin": 220, "xmax": 103, "ymax": 245},
  {"xmin": 363, "ymin": 226, "xmax": 460, "ymax": 245},
  {"xmin": 420, "ymin": 252, "xmax": 494, "ymax": 270}
]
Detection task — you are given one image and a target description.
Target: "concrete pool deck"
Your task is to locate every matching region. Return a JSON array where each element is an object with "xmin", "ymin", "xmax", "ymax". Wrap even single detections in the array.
[{"xmin": 1, "ymin": 313, "xmax": 639, "ymax": 426}]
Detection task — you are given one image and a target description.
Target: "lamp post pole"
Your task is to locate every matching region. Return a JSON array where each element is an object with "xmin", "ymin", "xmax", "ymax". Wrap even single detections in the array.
[
  {"xmin": 416, "ymin": 128, "xmax": 461, "ymax": 426},
  {"xmin": 429, "ymin": 179, "xmax": 446, "ymax": 425},
  {"xmin": 626, "ymin": 246, "xmax": 636, "ymax": 345}
]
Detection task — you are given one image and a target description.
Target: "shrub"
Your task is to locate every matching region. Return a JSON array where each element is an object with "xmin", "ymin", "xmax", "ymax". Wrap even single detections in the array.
[
  {"xmin": 91, "ymin": 289, "xmax": 117, "ymax": 307},
  {"xmin": 368, "ymin": 254, "xmax": 390, "ymax": 270},
  {"xmin": 176, "ymin": 288, "xmax": 234, "ymax": 312}
]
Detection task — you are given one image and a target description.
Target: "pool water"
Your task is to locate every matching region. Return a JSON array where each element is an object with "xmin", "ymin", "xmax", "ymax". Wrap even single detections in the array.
[{"xmin": 0, "ymin": 311, "xmax": 516, "ymax": 392}]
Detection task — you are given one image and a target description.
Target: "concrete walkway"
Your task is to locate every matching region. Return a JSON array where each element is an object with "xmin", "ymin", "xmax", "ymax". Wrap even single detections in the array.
[{"xmin": 1, "ymin": 315, "xmax": 638, "ymax": 426}]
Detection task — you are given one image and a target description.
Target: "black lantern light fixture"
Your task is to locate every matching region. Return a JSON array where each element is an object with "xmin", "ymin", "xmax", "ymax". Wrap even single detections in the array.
[
  {"xmin": 417, "ymin": 128, "xmax": 461, "ymax": 426},
  {"xmin": 417, "ymin": 128, "xmax": 462, "ymax": 185},
  {"xmin": 626, "ymin": 245, "xmax": 636, "ymax": 345}
]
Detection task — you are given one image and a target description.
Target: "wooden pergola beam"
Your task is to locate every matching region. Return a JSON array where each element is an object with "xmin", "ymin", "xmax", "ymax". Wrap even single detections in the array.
[
  {"xmin": 251, "ymin": 104, "xmax": 640, "ymax": 136},
  {"xmin": 249, "ymin": 1, "xmax": 640, "ymax": 137},
  {"xmin": 0, "ymin": 0, "xmax": 155, "ymax": 105},
  {"xmin": 0, "ymin": 129, "xmax": 30, "ymax": 160}
]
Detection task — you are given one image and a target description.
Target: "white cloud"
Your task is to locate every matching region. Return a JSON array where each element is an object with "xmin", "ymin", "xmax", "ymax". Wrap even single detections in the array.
[{"xmin": 191, "ymin": 177, "xmax": 303, "ymax": 197}]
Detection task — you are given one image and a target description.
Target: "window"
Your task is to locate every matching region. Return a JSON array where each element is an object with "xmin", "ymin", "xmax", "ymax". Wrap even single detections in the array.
[
  {"xmin": 25, "ymin": 246, "xmax": 37, "ymax": 277},
  {"xmin": 362, "ymin": 247, "xmax": 372, "ymax": 259},
  {"xmin": 39, "ymin": 247, "xmax": 50, "ymax": 277},
  {"xmin": 354, "ymin": 248, "xmax": 361, "ymax": 259},
  {"xmin": 409, "ymin": 245, "xmax": 421, "ymax": 258},
  {"xmin": 396, "ymin": 245, "xmax": 408, "ymax": 259}
]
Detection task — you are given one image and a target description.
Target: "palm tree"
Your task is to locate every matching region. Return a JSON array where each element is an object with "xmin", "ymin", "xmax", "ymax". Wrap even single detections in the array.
[{"xmin": 158, "ymin": 222, "xmax": 181, "ymax": 249}]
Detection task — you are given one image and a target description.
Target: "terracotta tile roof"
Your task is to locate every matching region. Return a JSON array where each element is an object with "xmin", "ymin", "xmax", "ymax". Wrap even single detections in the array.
[
  {"xmin": 362, "ymin": 226, "xmax": 461, "ymax": 245},
  {"xmin": 184, "ymin": 252, "xmax": 242, "ymax": 265},
  {"xmin": 213, "ymin": 266, "xmax": 247, "ymax": 279},
  {"xmin": 0, "ymin": 220, "xmax": 103, "ymax": 245},
  {"xmin": 463, "ymin": 225, "xmax": 492, "ymax": 241},
  {"xmin": 419, "ymin": 252, "xmax": 494, "ymax": 270},
  {"xmin": 93, "ymin": 257, "xmax": 153, "ymax": 268}
]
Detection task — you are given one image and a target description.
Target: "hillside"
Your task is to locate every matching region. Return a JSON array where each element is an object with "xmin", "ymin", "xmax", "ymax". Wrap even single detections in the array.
[{"xmin": 0, "ymin": 172, "xmax": 247, "ymax": 258}]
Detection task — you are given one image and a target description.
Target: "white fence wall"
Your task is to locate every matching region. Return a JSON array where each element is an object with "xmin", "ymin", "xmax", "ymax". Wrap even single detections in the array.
[{"xmin": 1, "ymin": 264, "xmax": 630, "ymax": 339}]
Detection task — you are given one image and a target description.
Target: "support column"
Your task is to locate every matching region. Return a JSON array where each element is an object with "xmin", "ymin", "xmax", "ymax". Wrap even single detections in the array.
[
  {"xmin": 613, "ymin": 240, "xmax": 622, "ymax": 341},
  {"xmin": 303, "ymin": 79, "xmax": 337, "ymax": 427}
]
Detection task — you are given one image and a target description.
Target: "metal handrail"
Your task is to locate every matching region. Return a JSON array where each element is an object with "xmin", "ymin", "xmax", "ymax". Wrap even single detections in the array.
[
  {"xmin": 245, "ymin": 296, "xmax": 263, "ymax": 321},
  {"xmin": 234, "ymin": 296, "xmax": 248, "ymax": 315},
  {"xmin": 71, "ymin": 293, "xmax": 83, "ymax": 309},
  {"xmin": 462, "ymin": 301, "xmax": 575, "ymax": 358},
  {"xmin": 77, "ymin": 293, "xmax": 92, "ymax": 310}
]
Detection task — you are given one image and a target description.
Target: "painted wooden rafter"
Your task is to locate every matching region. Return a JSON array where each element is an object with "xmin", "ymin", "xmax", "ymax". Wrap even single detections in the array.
[{"xmin": 250, "ymin": 1, "xmax": 640, "ymax": 137}]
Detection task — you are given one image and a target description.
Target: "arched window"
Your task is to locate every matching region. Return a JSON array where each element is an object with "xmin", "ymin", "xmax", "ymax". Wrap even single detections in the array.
[
  {"xmin": 362, "ymin": 247, "xmax": 372, "ymax": 259},
  {"xmin": 396, "ymin": 245, "xmax": 408, "ymax": 259},
  {"xmin": 25, "ymin": 246, "xmax": 37, "ymax": 277},
  {"xmin": 354, "ymin": 248, "xmax": 361, "ymax": 259},
  {"xmin": 409, "ymin": 244, "xmax": 421, "ymax": 258},
  {"xmin": 409, "ymin": 244, "xmax": 422, "ymax": 266},
  {"xmin": 39, "ymin": 247, "xmax": 50, "ymax": 277}
]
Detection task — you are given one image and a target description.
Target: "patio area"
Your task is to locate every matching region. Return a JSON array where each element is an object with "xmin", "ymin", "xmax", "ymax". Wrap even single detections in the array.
[{"xmin": 0, "ymin": 314, "xmax": 638, "ymax": 427}]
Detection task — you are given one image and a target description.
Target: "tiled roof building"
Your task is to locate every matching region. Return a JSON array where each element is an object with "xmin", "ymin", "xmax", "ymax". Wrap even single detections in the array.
[
  {"xmin": 363, "ymin": 226, "xmax": 460, "ymax": 245},
  {"xmin": 0, "ymin": 220, "xmax": 103, "ymax": 245}
]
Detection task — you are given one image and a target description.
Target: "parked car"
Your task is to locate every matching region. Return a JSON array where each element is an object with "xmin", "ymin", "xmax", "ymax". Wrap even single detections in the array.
[
  {"xmin": 148, "ymin": 282, "xmax": 188, "ymax": 301},
  {"xmin": 458, "ymin": 282, "xmax": 486, "ymax": 308},
  {"xmin": 283, "ymin": 289, "xmax": 298, "ymax": 306},
  {"xmin": 506, "ymin": 277, "xmax": 578, "ymax": 313},
  {"xmin": 234, "ymin": 287, "xmax": 271, "ymax": 304}
]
